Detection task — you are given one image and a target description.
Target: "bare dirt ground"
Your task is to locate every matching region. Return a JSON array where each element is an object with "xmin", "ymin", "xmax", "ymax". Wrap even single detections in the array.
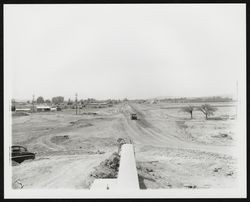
[{"xmin": 11, "ymin": 102, "xmax": 238, "ymax": 189}]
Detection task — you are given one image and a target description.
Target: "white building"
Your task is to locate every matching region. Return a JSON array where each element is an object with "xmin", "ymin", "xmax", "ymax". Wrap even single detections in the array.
[
  {"xmin": 15, "ymin": 108, "xmax": 31, "ymax": 112},
  {"xmin": 35, "ymin": 105, "xmax": 51, "ymax": 112}
]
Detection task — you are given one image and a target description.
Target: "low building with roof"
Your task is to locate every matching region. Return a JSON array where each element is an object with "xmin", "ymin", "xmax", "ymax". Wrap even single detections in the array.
[
  {"xmin": 35, "ymin": 105, "xmax": 51, "ymax": 112},
  {"xmin": 15, "ymin": 108, "xmax": 31, "ymax": 113}
]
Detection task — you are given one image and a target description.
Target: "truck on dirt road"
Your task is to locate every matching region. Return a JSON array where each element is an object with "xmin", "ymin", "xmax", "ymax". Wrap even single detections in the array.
[{"xmin": 130, "ymin": 113, "xmax": 138, "ymax": 120}]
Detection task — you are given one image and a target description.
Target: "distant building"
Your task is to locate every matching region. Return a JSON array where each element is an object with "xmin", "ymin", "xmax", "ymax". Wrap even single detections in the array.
[
  {"xmin": 35, "ymin": 105, "xmax": 51, "ymax": 112},
  {"xmin": 51, "ymin": 107, "xmax": 57, "ymax": 112},
  {"xmin": 56, "ymin": 106, "xmax": 62, "ymax": 111},
  {"xmin": 15, "ymin": 108, "xmax": 31, "ymax": 113},
  {"xmin": 14, "ymin": 104, "xmax": 33, "ymax": 112}
]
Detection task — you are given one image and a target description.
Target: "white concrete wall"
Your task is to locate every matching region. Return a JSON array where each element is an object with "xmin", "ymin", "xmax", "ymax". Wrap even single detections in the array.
[
  {"xmin": 117, "ymin": 144, "xmax": 139, "ymax": 189},
  {"xmin": 90, "ymin": 144, "xmax": 139, "ymax": 190}
]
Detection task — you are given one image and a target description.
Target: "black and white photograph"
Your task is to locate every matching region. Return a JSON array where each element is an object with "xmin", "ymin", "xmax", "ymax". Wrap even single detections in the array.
[{"xmin": 4, "ymin": 3, "xmax": 246, "ymax": 198}]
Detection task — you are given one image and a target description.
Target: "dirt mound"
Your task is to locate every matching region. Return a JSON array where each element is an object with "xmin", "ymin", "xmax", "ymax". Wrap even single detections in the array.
[
  {"xmin": 51, "ymin": 135, "xmax": 69, "ymax": 144},
  {"xmin": 69, "ymin": 119, "xmax": 93, "ymax": 128},
  {"xmin": 91, "ymin": 152, "xmax": 120, "ymax": 178},
  {"xmin": 212, "ymin": 133, "xmax": 233, "ymax": 140},
  {"xmin": 81, "ymin": 112, "xmax": 98, "ymax": 115},
  {"xmin": 137, "ymin": 163, "xmax": 172, "ymax": 189},
  {"xmin": 86, "ymin": 152, "xmax": 120, "ymax": 188}
]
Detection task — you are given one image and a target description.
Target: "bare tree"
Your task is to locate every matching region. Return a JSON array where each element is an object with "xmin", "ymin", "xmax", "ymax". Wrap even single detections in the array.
[
  {"xmin": 199, "ymin": 104, "xmax": 217, "ymax": 120},
  {"xmin": 181, "ymin": 105, "xmax": 194, "ymax": 119}
]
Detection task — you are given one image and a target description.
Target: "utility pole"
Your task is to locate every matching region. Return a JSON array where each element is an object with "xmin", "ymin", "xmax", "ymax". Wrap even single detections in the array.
[
  {"xmin": 32, "ymin": 94, "xmax": 35, "ymax": 112},
  {"xmin": 75, "ymin": 93, "xmax": 78, "ymax": 115},
  {"xmin": 12, "ymin": 99, "xmax": 16, "ymax": 111}
]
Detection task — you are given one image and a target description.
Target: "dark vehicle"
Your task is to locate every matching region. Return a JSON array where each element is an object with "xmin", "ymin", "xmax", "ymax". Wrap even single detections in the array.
[
  {"xmin": 11, "ymin": 146, "xmax": 35, "ymax": 163},
  {"xmin": 130, "ymin": 113, "xmax": 138, "ymax": 120},
  {"xmin": 11, "ymin": 105, "xmax": 16, "ymax": 111},
  {"xmin": 56, "ymin": 106, "xmax": 62, "ymax": 111}
]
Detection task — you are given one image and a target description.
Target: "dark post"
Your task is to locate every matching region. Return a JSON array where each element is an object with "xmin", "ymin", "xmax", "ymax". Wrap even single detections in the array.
[
  {"xmin": 75, "ymin": 93, "xmax": 78, "ymax": 115},
  {"xmin": 32, "ymin": 94, "xmax": 35, "ymax": 112}
]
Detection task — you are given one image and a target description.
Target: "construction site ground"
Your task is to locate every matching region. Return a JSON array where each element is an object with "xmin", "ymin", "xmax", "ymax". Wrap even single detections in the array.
[{"xmin": 11, "ymin": 102, "xmax": 238, "ymax": 189}]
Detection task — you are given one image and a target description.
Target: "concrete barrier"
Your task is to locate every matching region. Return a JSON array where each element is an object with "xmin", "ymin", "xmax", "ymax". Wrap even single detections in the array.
[
  {"xmin": 117, "ymin": 144, "xmax": 139, "ymax": 189},
  {"xmin": 90, "ymin": 144, "xmax": 139, "ymax": 190}
]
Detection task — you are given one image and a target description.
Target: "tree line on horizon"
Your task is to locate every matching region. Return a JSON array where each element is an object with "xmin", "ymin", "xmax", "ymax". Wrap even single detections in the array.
[{"xmin": 12, "ymin": 96, "xmax": 124, "ymax": 106}]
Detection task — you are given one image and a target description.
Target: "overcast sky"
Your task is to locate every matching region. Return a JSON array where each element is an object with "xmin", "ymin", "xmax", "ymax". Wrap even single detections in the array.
[{"xmin": 4, "ymin": 4, "xmax": 245, "ymax": 100}]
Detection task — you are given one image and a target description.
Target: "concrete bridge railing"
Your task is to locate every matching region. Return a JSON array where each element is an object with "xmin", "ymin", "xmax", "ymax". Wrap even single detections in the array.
[{"xmin": 91, "ymin": 144, "xmax": 139, "ymax": 190}]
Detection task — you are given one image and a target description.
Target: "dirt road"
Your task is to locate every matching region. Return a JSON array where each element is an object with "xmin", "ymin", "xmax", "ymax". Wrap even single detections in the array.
[
  {"xmin": 12, "ymin": 153, "xmax": 113, "ymax": 189},
  {"xmin": 119, "ymin": 102, "xmax": 237, "ymax": 189},
  {"xmin": 12, "ymin": 102, "xmax": 237, "ymax": 189},
  {"xmin": 120, "ymin": 103, "xmax": 235, "ymax": 155}
]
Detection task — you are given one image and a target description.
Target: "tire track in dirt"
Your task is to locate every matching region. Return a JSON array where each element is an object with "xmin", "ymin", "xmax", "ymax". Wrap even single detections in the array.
[
  {"xmin": 12, "ymin": 153, "xmax": 112, "ymax": 189},
  {"xmin": 126, "ymin": 103, "xmax": 190, "ymax": 146},
  {"xmin": 37, "ymin": 134, "xmax": 66, "ymax": 151},
  {"xmin": 123, "ymin": 103, "xmax": 233, "ymax": 155},
  {"xmin": 118, "ymin": 104, "xmax": 161, "ymax": 145}
]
